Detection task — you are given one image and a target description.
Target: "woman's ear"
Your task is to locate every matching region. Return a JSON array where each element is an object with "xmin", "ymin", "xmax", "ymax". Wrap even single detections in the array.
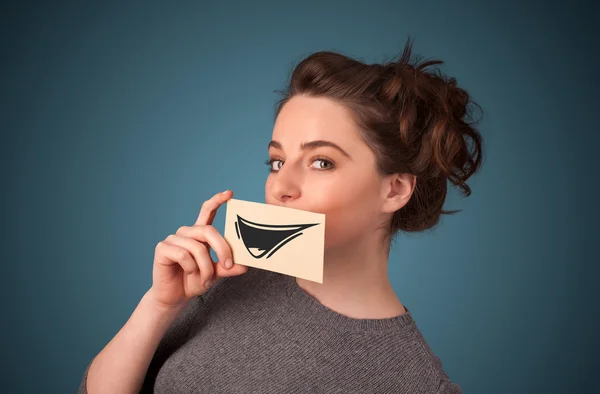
[{"xmin": 380, "ymin": 173, "xmax": 416, "ymax": 213}]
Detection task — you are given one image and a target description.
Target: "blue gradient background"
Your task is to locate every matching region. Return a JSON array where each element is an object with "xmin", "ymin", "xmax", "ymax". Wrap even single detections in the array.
[{"xmin": 3, "ymin": 1, "xmax": 598, "ymax": 393}]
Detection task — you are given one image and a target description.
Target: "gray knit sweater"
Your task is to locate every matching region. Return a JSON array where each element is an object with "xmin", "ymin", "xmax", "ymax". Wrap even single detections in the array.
[{"xmin": 78, "ymin": 266, "xmax": 461, "ymax": 393}]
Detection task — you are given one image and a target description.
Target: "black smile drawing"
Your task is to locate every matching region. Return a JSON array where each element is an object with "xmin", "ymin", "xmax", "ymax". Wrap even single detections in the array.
[{"xmin": 234, "ymin": 215, "xmax": 319, "ymax": 259}]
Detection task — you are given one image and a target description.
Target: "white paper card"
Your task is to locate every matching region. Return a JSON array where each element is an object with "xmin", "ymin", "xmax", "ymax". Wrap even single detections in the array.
[{"xmin": 223, "ymin": 198, "xmax": 325, "ymax": 283}]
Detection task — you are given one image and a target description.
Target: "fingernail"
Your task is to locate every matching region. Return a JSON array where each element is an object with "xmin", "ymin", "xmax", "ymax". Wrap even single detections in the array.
[
  {"xmin": 222, "ymin": 190, "xmax": 229, "ymax": 195},
  {"xmin": 205, "ymin": 279, "xmax": 213, "ymax": 288},
  {"xmin": 225, "ymin": 258, "xmax": 232, "ymax": 269}
]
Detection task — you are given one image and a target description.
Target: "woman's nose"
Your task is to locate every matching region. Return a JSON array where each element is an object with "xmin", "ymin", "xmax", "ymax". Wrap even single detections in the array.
[{"xmin": 271, "ymin": 165, "xmax": 301, "ymax": 203}]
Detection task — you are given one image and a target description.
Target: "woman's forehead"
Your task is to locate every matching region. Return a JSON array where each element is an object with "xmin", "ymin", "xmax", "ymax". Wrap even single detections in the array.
[{"xmin": 272, "ymin": 97, "xmax": 361, "ymax": 145}]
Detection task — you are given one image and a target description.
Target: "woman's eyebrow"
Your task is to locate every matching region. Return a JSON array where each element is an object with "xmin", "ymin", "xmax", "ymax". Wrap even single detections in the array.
[{"xmin": 268, "ymin": 140, "xmax": 352, "ymax": 159}]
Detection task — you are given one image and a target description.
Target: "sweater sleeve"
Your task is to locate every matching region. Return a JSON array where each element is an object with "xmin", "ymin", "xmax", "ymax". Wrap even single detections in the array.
[
  {"xmin": 139, "ymin": 295, "xmax": 205, "ymax": 393},
  {"xmin": 436, "ymin": 378, "xmax": 462, "ymax": 394},
  {"xmin": 77, "ymin": 282, "xmax": 222, "ymax": 394}
]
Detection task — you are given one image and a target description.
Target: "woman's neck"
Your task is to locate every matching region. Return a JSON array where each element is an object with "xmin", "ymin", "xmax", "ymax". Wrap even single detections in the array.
[{"xmin": 295, "ymin": 234, "xmax": 406, "ymax": 319}]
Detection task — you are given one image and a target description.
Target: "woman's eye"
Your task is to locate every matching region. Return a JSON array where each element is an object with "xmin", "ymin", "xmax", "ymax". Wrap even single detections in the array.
[
  {"xmin": 272, "ymin": 160, "xmax": 283, "ymax": 170},
  {"xmin": 265, "ymin": 159, "xmax": 283, "ymax": 172},
  {"xmin": 311, "ymin": 159, "xmax": 334, "ymax": 170}
]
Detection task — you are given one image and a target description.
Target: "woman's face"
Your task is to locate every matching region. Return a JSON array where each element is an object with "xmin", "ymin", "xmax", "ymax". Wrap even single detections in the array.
[{"xmin": 265, "ymin": 95, "xmax": 388, "ymax": 250}]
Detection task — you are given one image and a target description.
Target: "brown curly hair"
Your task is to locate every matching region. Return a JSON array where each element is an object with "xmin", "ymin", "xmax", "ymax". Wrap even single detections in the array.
[{"xmin": 273, "ymin": 37, "xmax": 484, "ymax": 237}]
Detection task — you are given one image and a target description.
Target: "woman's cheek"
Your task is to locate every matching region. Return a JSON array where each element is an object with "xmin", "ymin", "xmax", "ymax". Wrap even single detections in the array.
[{"xmin": 322, "ymin": 210, "xmax": 356, "ymax": 248}]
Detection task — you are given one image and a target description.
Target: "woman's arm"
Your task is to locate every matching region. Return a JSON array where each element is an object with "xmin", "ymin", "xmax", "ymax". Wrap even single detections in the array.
[{"xmin": 78, "ymin": 288, "xmax": 193, "ymax": 394}]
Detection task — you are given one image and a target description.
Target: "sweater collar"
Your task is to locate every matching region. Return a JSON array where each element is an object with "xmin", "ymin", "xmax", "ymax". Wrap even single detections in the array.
[{"xmin": 280, "ymin": 272, "xmax": 415, "ymax": 333}]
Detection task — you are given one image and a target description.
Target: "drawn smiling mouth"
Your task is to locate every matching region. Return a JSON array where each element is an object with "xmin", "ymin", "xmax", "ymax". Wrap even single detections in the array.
[{"xmin": 234, "ymin": 215, "xmax": 319, "ymax": 259}]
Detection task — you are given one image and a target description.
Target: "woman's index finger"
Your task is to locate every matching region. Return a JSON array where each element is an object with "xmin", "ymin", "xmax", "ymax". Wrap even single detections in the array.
[{"xmin": 195, "ymin": 190, "xmax": 233, "ymax": 226}]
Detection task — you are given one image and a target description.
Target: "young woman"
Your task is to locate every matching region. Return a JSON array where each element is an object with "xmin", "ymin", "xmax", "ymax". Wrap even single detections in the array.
[{"xmin": 79, "ymin": 38, "xmax": 483, "ymax": 394}]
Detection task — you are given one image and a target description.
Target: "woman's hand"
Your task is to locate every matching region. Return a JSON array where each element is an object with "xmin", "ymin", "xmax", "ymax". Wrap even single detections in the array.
[{"xmin": 149, "ymin": 190, "xmax": 247, "ymax": 309}]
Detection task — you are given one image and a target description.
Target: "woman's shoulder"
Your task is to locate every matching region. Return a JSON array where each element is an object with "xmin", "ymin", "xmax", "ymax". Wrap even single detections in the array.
[{"xmin": 393, "ymin": 319, "xmax": 462, "ymax": 393}]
